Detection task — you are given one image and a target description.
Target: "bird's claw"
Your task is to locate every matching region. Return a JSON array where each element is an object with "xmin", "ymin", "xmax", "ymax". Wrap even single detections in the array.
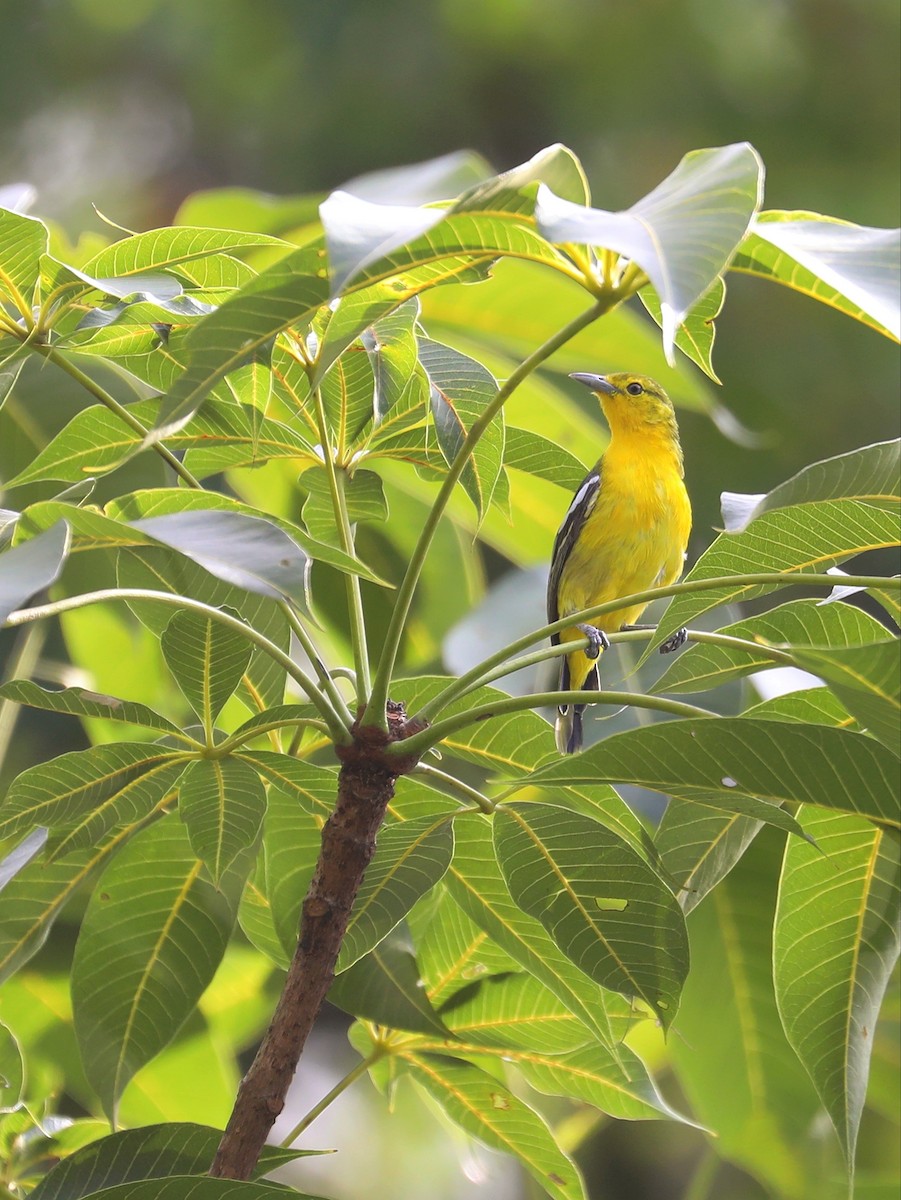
[
  {"xmin": 659, "ymin": 627, "xmax": 688, "ymax": 654},
  {"xmin": 578, "ymin": 624, "xmax": 610, "ymax": 660}
]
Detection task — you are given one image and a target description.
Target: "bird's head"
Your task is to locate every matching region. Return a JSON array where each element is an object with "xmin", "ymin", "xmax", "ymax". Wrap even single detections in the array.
[{"xmin": 570, "ymin": 371, "xmax": 678, "ymax": 436}]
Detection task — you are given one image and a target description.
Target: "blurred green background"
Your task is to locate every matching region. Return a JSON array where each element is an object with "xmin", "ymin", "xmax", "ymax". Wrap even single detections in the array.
[{"xmin": 0, "ymin": 2, "xmax": 898, "ymax": 1198}]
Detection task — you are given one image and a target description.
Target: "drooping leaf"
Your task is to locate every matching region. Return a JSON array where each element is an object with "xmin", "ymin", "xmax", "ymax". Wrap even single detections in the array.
[
  {"xmin": 639, "ymin": 277, "xmax": 725, "ymax": 381},
  {"xmin": 71, "ymin": 817, "xmax": 244, "ymax": 1122},
  {"xmin": 526, "ymin": 718, "xmax": 900, "ymax": 827},
  {"xmin": 732, "ymin": 211, "xmax": 900, "ymax": 341},
  {"xmin": 336, "ymin": 815, "xmax": 454, "ymax": 972},
  {"xmin": 300, "ymin": 466, "xmax": 388, "ymax": 546},
  {"xmin": 535, "ymin": 143, "xmax": 762, "ymax": 356},
  {"xmin": 494, "ymin": 802, "xmax": 688, "ymax": 1026},
  {"xmin": 177, "ymin": 758, "xmax": 267, "ymax": 885},
  {"xmin": 401, "ymin": 1052, "xmax": 585, "ymax": 1200},
  {"xmin": 774, "ymin": 807, "xmax": 901, "ymax": 1173},
  {"xmin": 0, "ymin": 521, "xmax": 70, "ymax": 624},
  {"xmin": 160, "ymin": 608, "xmax": 253, "ymax": 727},
  {"xmin": 328, "ymin": 929, "xmax": 451, "ymax": 1037}
]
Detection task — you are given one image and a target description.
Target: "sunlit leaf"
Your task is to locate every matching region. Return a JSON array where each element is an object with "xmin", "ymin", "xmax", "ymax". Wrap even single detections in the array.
[
  {"xmin": 161, "ymin": 608, "xmax": 253, "ymax": 726},
  {"xmin": 177, "ymin": 758, "xmax": 266, "ymax": 885},
  {"xmin": 0, "ymin": 207, "xmax": 48, "ymax": 314}
]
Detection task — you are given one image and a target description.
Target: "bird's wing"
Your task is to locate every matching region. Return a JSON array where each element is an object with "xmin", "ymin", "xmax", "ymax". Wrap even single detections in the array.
[{"xmin": 546, "ymin": 467, "xmax": 601, "ymax": 643}]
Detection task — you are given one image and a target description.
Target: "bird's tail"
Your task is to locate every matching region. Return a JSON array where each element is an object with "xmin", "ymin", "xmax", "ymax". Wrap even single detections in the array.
[{"xmin": 554, "ymin": 656, "xmax": 600, "ymax": 754}]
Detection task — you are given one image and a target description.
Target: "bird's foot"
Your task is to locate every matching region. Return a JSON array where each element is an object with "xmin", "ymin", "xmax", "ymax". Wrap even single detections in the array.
[
  {"xmin": 659, "ymin": 627, "xmax": 688, "ymax": 654},
  {"xmin": 577, "ymin": 624, "xmax": 610, "ymax": 660}
]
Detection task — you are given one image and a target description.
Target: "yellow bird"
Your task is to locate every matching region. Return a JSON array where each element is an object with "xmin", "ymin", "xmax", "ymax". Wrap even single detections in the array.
[{"xmin": 548, "ymin": 372, "xmax": 692, "ymax": 753}]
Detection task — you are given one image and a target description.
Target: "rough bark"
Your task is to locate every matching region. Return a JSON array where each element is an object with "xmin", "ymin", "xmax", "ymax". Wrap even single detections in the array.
[{"xmin": 210, "ymin": 703, "xmax": 424, "ymax": 1180}]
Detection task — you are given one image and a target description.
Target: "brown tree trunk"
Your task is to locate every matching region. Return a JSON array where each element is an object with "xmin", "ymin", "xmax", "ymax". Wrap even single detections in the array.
[{"xmin": 210, "ymin": 708, "xmax": 422, "ymax": 1180}]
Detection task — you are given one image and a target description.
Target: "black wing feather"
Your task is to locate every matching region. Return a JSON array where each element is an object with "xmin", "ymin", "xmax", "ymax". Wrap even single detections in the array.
[{"xmin": 546, "ymin": 467, "xmax": 601, "ymax": 644}]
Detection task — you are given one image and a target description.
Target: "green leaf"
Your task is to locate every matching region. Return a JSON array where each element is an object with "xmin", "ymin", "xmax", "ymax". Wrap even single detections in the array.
[
  {"xmin": 503, "ymin": 426, "xmax": 588, "ymax": 490},
  {"xmin": 148, "ymin": 244, "xmax": 329, "ymax": 438},
  {"xmin": 300, "ymin": 466, "xmax": 388, "ymax": 545},
  {"xmin": 0, "ymin": 742, "xmax": 187, "ymax": 844},
  {"xmin": 392, "ymin": 676, "xmax": 555, "ymax": 774},
  {"xmin": 656, "ymin": 799, "xmax": 762, "ymax": 916},
  {"xmin": 177, "ymin": 758, "xmax": 266, "ymax": 885},
  {"xmin": 2, "ymin": 398, "xmax": 317, "ymax": 488},
  {"xmin": 0, "ymin": 207, "xmax": 48, "ymax": 314},
  {"xmin": 160, "ymin": 608, "xmax": 253, "ymax": 726},
  {"xmin": 0, "ymin": 521, "xmax": 70, "ymax": 624},
  {"xmin": 526, "ymin": 718, "xmax": 900, "ymax": 827},
  {"xmin": 129, "ymin": 510, "xmax": 313, "ymax": 611},
  {"xmin": 0, "ymin": 680, "xmax": 185, "ymax": 738},
  {"xmin": 536, "ymin": 143, "xmax": 762, "ymax": 356},
  {"xmin": 336, "ymin": 815, "xmax": 454, "ymax": 972},
  {"xmin": 639, "ymin": 277, "xmax": 725, "ymax": 381},
  {"xmin": 71, "ymin": 817, "xmax": 243, "ymax": 1122},
  {"xmin": 60, "ymin": 1181, "xmax": 315, "ymax": 1199},
  {"xmin": 446, "ymin": 814, "xmax": 629, "ymax": 1050},
  {"xmin": 774, "ymin": 808, "xmax": 901, "ymax": 1173},
  {"xmin": 790, "ymin": 641, "xmax": 900, "ymax": 751},
  {"xmin": 436, "ymin": 969, "xmax": 590, "ymax": 1053},
  {"xmin": 732, "ymin": 211, "xmax": 900, "ymax": 341},
  {"xmin": 0, "ymin": 1022, "xmax": 23, "ymax": 1114},
  {"xmin": 29, "ymin": 1122, "xmax": 307, "ymax": 1200},
  {"xmin": 654, "ymin": 598, "xmax": 893, "ymax": 694},
  {"xmin": 0, "ymin": 341, "xmax": 27, "ymax": 412},
  {"xmin": 652, "ymin": 499, "xmax": 900, "ymax": 652},
  {"xmin": 721, "ymin": 439, "xmax": 900, "ymax": 532},
  {"xmin": 417, "ymin": 336, "xmax": 504, "ymax": 519},
  {"xmin": 670, "ymin": 828, "xmax": 821, "ymax": 1198},
  {"xmin": 494, "ymin": 802, "xmax": 688, "ymax": 1026},
  {"xmin": 81, "ymin": 226, "xmax": 290, "ymax": 279},
  {"xmin": 402, "ymin": 1053, "xmax": 585, "ymax": 1200},
  {"xmin": 328, "ymin": 929, "xmax": 450, "ymax": 1037}
]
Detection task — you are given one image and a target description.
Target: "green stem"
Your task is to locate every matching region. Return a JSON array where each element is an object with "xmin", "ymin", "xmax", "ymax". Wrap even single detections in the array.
[
  {"xmin": 413, "ymin": 571, "xmax": 897, "ymax": 724},
  {"xmin": 280, "ymin": 604, "xmax": 354, "ymax": 728},
  {"xmin": 3, "ymin": 588, "xmax": 351, "ymax": 744},
  {"xmin": 311, "ymin": 385, "xmax": 371, "ymax": 705},
  {"xmin": 214, "ymin": 717, "xmax": 330, "ymax": 756},
  {"xmin": 411, "ymin": 762, "xmax": 496, "ymax": 814},
  {"xmin": 279, "ymin": 1051, "xmax": 383, "ymax": 1147},
  {"xmin": 34, "ymin": 345, "xmax": 202, "ymax": 488},
  {"xmin": 363, "ymin": 297, "xmax": 611, "ymax": 732},
  {"xmin": 392, "ymin": 688, "xmax": 718, "ymax": 761},
  {"xmin": 0, "ymin": 621, "xmax": 47, "ymax": 772}
]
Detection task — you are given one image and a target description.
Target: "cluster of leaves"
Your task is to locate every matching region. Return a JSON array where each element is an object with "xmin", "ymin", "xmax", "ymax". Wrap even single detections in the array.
[{"xmin": 0, "ymin": 143, "xmax": 898, "ymax": 1200}]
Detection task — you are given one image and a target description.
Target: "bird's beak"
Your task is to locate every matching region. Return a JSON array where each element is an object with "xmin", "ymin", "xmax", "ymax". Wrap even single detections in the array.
[{"xmin": 569, "ymin": 372, "xmax": 618, "ymax": 395}]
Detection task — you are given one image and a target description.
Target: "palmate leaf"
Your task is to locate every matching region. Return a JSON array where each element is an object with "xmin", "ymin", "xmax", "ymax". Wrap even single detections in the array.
[
  {"xmin": 28, "ymin": 1123, "xmax": 308, "ymax": 1200},
  {"xmin": 177, "ymin": 758, "xmax": 267, "ymax": 885},
  {"xmin": 0, "ymin": 742, "xmax": 187, "ymax": 843},
  {"xmin": 335, "ymin": 814, "xmax": 454, "ymax": 972},
  {"xmin": 71, "ymin": 817, "xmax": 246, "ymax": 1122},
  {"xmin": 654, "ymin": 598, "xmax": 893, "ymax": 694},
  {"xmin": 493, "ymin": 802, "xmax": 688, "ymax": 1027},
  {"xmin": 535, "ymin": 143, "xmax": 762, "ymax": 357},
  {"xmin": 401, "ymin": 1052, "xmax": 585, "ymax": 1200},
  {"xmin": 721, "ymin": 438, "xmax": 900, "ymax": 532},
  {"xmin": 3, "ymin": 398, "xmax": 317, "ymax": 488},
  {"xmin": 774, "ymin": 807, "xmax": 901, "ymax": 1174},
  {"xmin": 650, "ymin": 499, "xmax": 900, "ymax": 653},
  {"xmin": 418, "ymin": 336, "xmax": 504, "ymax": 520},
  {"xmin": 446, "ymin": 815, "xmax": 630, "ymax": 1051},
  {"xmin": 732, "ymin": 211, "xmax": 901, "ymax": 341},
  {"xmin": 527, "ymin": 718, "xmax": 900, "ymax": 827},
  {"xmin": 328, "ymin": 929, "xmax": 451, "ymax": 1037},
  {"xmin": 160, "ymin": 608, "xmax": 253, "ymax": 726},
  {"xmin": 0, "ymin": 680, "xmax": 186, "ymax": 738},
  {"xmin": 0, "ymin": 521, "xmax": 70, "ymax": 624}
]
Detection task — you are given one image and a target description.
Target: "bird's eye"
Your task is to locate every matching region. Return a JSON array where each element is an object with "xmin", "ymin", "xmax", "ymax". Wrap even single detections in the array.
[{"xmin": 626, "ymin": 381, "xmax": 644, "ymax": 396}]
